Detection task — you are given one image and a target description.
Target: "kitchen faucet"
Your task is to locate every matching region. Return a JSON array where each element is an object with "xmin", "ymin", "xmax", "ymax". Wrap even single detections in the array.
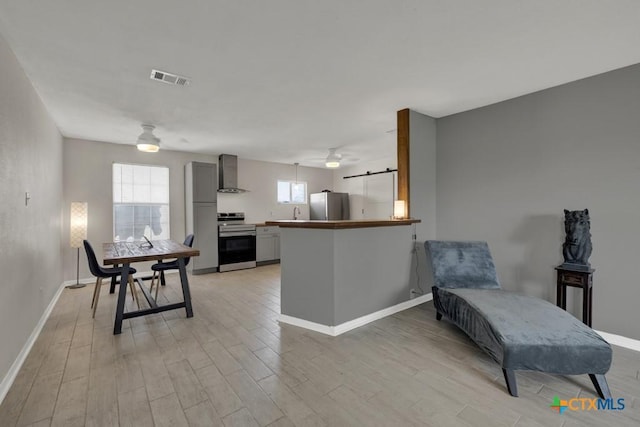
[{"xmin": 293, "ymin": 206, "xmax": 301, "ymax": 220}]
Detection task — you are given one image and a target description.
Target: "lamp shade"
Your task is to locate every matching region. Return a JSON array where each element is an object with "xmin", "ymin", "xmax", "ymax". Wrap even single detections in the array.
[
  {"xmin": 393, "ymin": 200, "xmax": 406, "ymax": 219},
  {"xmin": 70, "ymin": 202, "xmax": 88, "ymax": 248}
]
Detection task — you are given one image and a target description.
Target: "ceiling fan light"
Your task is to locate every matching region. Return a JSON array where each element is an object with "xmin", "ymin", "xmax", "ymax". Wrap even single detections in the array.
[
  {"xmin": 136, "ymin": 143, "xmax": 160, "ymax": 152},
  {"xmin": 325, "ymin": 148, "xmax": 340, "ymax": 168},
  {"xmin": 136, "ymin": 124, "xmax": 160, "ymax": 152},
  {"xmin": 325, "ymin": 160, "xmax": 340, "ymax": 168}
]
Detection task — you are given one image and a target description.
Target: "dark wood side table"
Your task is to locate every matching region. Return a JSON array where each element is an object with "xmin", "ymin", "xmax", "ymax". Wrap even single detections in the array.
[{"xmin": 555, "ymin": 265, "xmax": 594, "ymax": 327}]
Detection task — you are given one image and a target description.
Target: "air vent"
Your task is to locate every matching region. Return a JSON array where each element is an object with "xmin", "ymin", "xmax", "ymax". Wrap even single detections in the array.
[{"xmin": 150, "ymin": 69, "xmax": 191, "ymax": 86}]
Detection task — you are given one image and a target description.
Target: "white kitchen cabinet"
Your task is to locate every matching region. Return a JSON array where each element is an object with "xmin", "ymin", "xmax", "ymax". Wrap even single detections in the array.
[
  {"xmin": 191, "ymin": 203, "xmax": 218, "ymax": 272},
  {"xmin": 190, "ymin": 162, "xmax": 218, "ymax": 203},
  {"xmin": 256, "ymin": 226, "xmax": 280, "ymax": 264},
  {"xmin": 185, "ymin": 161, "xmax": 218, "ymax": 274}
]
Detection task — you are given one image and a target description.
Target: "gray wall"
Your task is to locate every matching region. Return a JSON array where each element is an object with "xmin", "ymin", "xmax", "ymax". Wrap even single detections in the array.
[
  {"xmin": 0, "ymin": 34, "xmax": 63, "ymax": 382},
  {"xmin": 409, "ymin": 110, "xmax": 437, "ymax": 240},
  {"xmin": 280, "ymin": 226, "xmax": 414, "ymax": 326},
  {"xmin": 280, "ymin": 228, "xmax": 336, "ymax": 325},
  {"xmin": 408, "ymin": 111, "xmax": 437, "ymax": 295},
  {"xmin": 333, "ymin": 226, "xmax": 414, "ymax": 324},
  {"xmin": 62, "ymin": 139, "xmax": 334, "ymax": 282},
  {"xmin": 436, "ymin": 63, "xmax": 640, "ymax": 339},
  {"xmin": 62, "ymin": 138, "xmax": 217, "ymax": 281},
  {"xmin": 218, "ymin": 158, "xmax": 333, "ymax": 223}
]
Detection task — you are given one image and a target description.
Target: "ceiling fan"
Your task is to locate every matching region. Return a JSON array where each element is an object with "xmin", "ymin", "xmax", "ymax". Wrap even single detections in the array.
[
  {"xmin": 302, "ymin": 147, "xmax": 359, "ymax": 169},
  {"xmin": 325, "ymin": 148, "xmax": 341, "ymax": 168},
  {"xmin": 136, "ymin": 124, "xmax": 161, "ymax": 152}
]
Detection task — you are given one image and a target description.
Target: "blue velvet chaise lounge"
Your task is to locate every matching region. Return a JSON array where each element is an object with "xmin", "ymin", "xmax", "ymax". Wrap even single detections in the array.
[{"xmin": 425, "ymin": 240, "xmax": 612, "ymax": 398}]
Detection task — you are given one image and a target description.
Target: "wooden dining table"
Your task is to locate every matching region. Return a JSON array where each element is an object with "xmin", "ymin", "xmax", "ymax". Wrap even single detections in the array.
[{"xmin": 103, "ymin": 239, "xmax": 200, "ymax": 334}]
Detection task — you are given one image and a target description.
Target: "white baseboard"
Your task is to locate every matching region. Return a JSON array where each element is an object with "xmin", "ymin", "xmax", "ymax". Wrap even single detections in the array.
[
  {"xmin": 0, "ymin": 281, "xmax": 67, "ymax": 405},
  {"xmin": 595, "ymin": 330, "xmax": 640, "ymax": 353},
  {"xmin": 278, "ymin": 315, "xmax": 336, "ymax": 336},
  {"xmin": 62, "ymin": 277, "xmax": 95, "ymax": 286},
  {"xmin": 278, "ymin": 293, "xmax": 640, "ymax": 353},
  {"xmin": 279, "ymin": 293, "xmax": 433, "ymax": 336}
]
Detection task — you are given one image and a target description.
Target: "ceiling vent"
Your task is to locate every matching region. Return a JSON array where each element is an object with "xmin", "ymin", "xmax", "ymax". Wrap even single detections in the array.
[{"xmin": 150, "ymin": 69, "xmax": 191, "ymax": 86}]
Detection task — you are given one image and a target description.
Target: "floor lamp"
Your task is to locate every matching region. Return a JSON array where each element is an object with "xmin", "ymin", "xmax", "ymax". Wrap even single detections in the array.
[{"xmin": 69, "ymin": 202, "xmax": 88, "ymax": 289}]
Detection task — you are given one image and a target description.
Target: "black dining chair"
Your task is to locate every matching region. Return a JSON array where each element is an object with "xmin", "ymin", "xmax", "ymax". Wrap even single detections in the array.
[
  {"xmin": 149, "ymin": 234, "xmax": 195, "ymax": 299},
  {"xmin": 84, "ymin": 240, "xmax": 140, "ymax": 318}
]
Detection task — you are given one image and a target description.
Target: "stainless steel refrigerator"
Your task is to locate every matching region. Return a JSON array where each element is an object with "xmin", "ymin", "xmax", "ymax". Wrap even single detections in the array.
[{"xmin": 309, "ymin": 192, "xmax": 350, "ymax": 220}]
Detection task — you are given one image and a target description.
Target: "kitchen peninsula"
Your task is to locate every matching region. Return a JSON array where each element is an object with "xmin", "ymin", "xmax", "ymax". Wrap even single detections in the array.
[{"xmin": 265, "ymin": 219, "xmax": 424, "ymax": 335}]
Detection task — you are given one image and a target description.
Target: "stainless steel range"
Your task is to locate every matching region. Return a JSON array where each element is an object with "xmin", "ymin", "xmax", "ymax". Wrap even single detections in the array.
[{"xmin": 217, "ymin": 212, "xmax": 257, "ymax": 272}]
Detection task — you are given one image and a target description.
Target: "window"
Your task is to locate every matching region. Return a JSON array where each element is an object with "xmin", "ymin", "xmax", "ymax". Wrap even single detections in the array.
[
  {"xmin": 277, "ymin": 180, "xmax": 307, "ymax": 204},
  {"xmin": 113, "ymin": 163, "xmax": 170, "ymax": 241}
]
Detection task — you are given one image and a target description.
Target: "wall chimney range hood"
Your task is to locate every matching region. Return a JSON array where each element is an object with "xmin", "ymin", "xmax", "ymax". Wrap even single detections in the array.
[{"xmin": 218, "ymin": 154, "xmax": 248, "ymax": 193}]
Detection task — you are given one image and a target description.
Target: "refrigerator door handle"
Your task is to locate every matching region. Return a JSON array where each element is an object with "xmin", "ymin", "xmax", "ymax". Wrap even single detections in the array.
[{"xmin": 325, "ymin": 197, "xmax": 329, "ymax": 220}]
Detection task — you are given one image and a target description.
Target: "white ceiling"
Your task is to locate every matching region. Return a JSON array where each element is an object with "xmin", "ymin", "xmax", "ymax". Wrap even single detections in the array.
[{"xmin": 1, "ymin": 1, "xmax": 639, "ymax": 168}]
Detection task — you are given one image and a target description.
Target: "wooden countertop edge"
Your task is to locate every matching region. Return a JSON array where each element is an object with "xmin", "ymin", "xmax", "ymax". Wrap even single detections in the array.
[{"xmin": 264, "ymin": 219, "xmax": 420, "ymax": 229}]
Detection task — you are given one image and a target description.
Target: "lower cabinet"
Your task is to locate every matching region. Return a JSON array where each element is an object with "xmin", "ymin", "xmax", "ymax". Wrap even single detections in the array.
[{"xmin": 256, "ymin": 226, "xmax": 280, "ymax": 263}]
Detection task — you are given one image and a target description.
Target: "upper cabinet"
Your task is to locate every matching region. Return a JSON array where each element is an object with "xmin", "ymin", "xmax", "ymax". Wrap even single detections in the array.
[{"xmin": 186, "ymin": 162, "xmax": 218, "ymax": 203}]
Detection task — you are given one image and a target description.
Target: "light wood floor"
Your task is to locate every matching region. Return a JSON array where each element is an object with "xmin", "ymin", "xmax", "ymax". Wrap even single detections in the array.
[{"xmin": 1, "ymin": 264, "xmax": 639, "ymax": 426}]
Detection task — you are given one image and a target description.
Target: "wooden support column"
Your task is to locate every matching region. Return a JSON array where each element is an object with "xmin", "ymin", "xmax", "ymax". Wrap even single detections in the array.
[{"xmin": 397, "ymin": 108, "xmax": 410, "ymax": 216}]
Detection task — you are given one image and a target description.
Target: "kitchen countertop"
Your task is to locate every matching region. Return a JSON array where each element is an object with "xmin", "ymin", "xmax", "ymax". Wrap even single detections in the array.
[
  {"xmin": 264, "ymin": 218, "xmax": 420, "ymax": 229},
  {"xmin": 253, "ymin": 222, "xmax": 286, "ymax": 227}
]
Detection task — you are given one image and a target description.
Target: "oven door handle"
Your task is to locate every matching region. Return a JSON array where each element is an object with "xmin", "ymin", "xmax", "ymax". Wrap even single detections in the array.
[{"xmin": 219, "ymin": 231, "xmax": 257, "ymax": 237}]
